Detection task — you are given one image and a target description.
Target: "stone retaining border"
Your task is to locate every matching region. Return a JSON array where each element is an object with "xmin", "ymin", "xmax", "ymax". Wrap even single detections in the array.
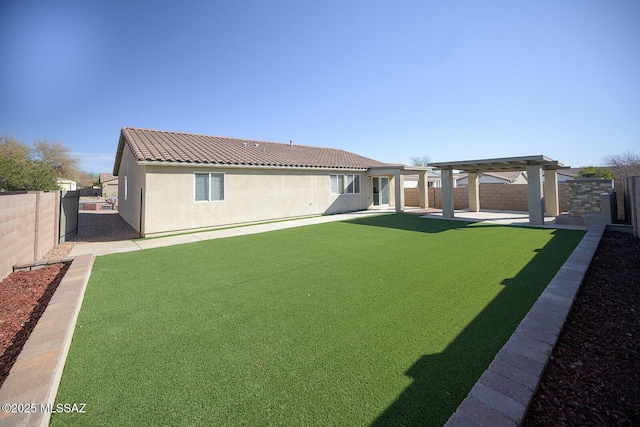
[
  {"xmin": 13, "ymin": 258, "xmax": 75, "ymax": 273},
  {"xmin": 0, "ymin": 254, "xmax": 95, "ymax": 427},
  {"xmin": 445, "ymin": 223, "xmax": 607, "ymax": 426}
]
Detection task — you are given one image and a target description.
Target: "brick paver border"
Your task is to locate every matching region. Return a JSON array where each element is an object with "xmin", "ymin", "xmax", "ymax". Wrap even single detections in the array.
[
  {"xmin": 0, "ymin": 254, "xmax": 95, "ymax": 427},
  {"xmin": 445, "ymin": 223, "xmax": 607, "ymax": 426}
]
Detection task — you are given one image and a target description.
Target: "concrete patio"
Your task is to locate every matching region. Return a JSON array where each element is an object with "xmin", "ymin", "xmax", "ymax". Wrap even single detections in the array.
[{"xmin": 417, "ymin": 208, "xmax": 586, "ymax": 230}]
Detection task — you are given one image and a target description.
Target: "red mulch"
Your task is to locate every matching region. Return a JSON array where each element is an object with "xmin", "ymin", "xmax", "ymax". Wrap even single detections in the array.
[
  {"xmin": 524, "ymin": 231, "xmax": 640, "ymax": 426},
  {"xmin": 0, "ymin": 263, "xmax": 69, "ymax": 387}
]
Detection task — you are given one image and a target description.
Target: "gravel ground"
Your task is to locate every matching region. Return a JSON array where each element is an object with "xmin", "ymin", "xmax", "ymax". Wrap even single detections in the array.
[{"xmin": 44, "ymin": 206, "xmax": 138, "ymax": 259}]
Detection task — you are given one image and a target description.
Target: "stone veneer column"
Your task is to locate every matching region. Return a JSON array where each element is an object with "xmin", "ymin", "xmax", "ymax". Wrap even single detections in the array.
[
  {"xmin": 527, "ymin": 164, "xmax": 544, "ymax": 225},
  {"xmin": 441, "ymin": 168, "xmax": 455, "ymax": 218},
  {"xmin": 468, "ymin": 172, "xmax": 480, "ymax": 212}
]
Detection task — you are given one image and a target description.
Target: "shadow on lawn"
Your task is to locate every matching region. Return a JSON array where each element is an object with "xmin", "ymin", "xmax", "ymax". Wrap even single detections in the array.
[
  {"xmin": 367, "ymin": 224, "xmax": 585, "ymax": 426},
  {"xmin": 344, "ymin": 212, "xmax": 500, "ymax": 234}
]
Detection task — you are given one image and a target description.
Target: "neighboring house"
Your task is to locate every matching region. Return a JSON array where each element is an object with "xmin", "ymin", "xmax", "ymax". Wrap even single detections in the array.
[
  {"xmin": 57, "ymin": 178, "xmax": 77, "ymax": 191},
  {"xmin": 114, "ymin": 127, "xmax": 413, "ymax": 237},
  {"xmin": 557, "ymin": 168, "xmax": 579, "ymax": 182},
  {"xmin": 99, "ymin": 173, "xmax": 119, "ymax": 198},
  {"xmin": 403, "ymin": 172, "xmax": 444, "ymax": 188},
  {"xmin": 456, "ymin": 171, "xmax": 527, "ymax": 187}
]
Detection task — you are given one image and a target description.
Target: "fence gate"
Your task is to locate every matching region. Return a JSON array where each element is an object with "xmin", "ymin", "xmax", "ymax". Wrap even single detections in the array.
[{"xmin": 59, "ymin": 190, "xmax": 79, "ymax": 243}]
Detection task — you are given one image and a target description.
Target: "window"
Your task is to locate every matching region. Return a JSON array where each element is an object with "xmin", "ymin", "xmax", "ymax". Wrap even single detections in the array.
[
  {"xmin": 345, "ymin": 174, "xmax": 360, "ymax": 194},
  {"xmin": 330, "ymin": 174, "xmax": 360, "ymax": 195},
  {"xmin": 124, "ymin": 176, "xmax": 128, "ymax": 200},
  {"xmin": 330, "ymin": 175, "xmax": 344, "ymax": 195},
  {"xmin": 195, "ymin": 173, "xmax": 224, "ymax": 201}
]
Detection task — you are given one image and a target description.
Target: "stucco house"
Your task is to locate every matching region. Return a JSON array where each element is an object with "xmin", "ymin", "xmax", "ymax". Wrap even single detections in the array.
[
  {"xmin": 403, "ymin": 171, "xmax": 444, "ymax": 188},
  {"xmin": 56, "ymin": 178, "xmax": 77, "ymax": 191},
  {"xmin": 99, "ymin": 173, "xmax": 119, "ymax": 198},
  {"xmin": 114, "ymin": 128, "xmax": 427, "ymax": 237}
]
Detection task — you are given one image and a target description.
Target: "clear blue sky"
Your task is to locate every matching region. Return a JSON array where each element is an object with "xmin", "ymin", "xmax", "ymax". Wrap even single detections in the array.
[{"xmin": 1, "ymin": 0, "xmax": 638, "ymax": 173}]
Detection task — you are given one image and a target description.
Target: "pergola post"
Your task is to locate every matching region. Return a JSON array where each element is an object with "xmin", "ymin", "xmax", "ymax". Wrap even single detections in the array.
[
  {"xmin": 527, "ymin": 164, "xmax": 544, "ymax": 225},
  {"xmin": 418, "ymin": 171, "xmax": 429, "ymax": 208},
  {"xmin": 543, "ymin": 169, "xmax": 559, "ymax": 216},
  {"xmin": 394, "ymin": 172, "xmax": 405, "ymax": 212},
  {"xmin": 441, "ymin": 168, "xmax": 454, "ymax": 218},
  {"xmin": 468, "ymin": 172, "xmax": 480, "ymax": 212}
]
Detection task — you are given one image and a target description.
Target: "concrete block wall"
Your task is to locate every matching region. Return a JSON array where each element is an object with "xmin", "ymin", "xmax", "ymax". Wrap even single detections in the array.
[
  {"xmin": 427, "ymin": 187, "xmax": 469, "ymax": 209},
  {"xmin": 404, "ymin": 188, "xmax": 420, "ymax": 207},
  {"xmin": 567, "ymin": 179, "xmax": 613, "ymax": 218},
  {"xmin": 0, "ymin": 192, "xmax": 59, "ymax": 280},
  {"xmin": 407, "ymin": 183, "xmax": 569, "ymax": 212},
  {"xmin": 34, "ymin": 192, "xmax": 59, "ymax": 260},
  {"xmin": 480, "ymin": 184, "xmax": 528, "ymax": 211}
]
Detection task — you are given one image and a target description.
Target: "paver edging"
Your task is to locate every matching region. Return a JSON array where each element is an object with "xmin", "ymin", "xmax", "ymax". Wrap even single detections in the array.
[
  {"xmin": 0, "ymin": 254, "xmax": 95, "ymax": 427},
  {"xmin": 444, "ymin": 223, "xmax": 607, "ymax": 426}
]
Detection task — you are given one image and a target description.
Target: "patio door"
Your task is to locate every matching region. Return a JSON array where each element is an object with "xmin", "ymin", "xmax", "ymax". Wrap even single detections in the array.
[{"xmin": 373, "ymin": 177, "xmax": 389, "ymax": 206}]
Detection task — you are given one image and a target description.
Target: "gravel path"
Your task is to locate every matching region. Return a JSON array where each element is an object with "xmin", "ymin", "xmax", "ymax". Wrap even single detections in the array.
[{"xmin": 44, "ymin": 208, "xmax": 138, "ymax": 259}]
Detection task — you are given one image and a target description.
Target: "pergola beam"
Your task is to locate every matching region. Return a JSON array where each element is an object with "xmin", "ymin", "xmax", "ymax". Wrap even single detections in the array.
[{"xmin": 431, "ymin": 155, "xmax": 568, "ymax": 225}]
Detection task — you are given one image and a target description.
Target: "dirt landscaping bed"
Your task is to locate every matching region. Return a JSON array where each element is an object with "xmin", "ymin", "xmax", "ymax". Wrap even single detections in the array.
[
  {"xmin": 0, "ymin": 263, "xmax": 69, "ymax": 387},
  {"xmin": 524, "ymin": 230, "xmax": 640, "ymax": 426}
]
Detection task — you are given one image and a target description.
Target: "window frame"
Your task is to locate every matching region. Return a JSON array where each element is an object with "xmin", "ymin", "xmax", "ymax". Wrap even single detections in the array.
[
  {"xmin": 345, "ymin": 174, "xmax": 360, "ymax": 194},
  {"xmin": 330, "ymin": 173, "xmax": 361, "ymax": 195},
  {"xmin": 194, "ymin": 172, "xmax": 225, "ymax": 202}
]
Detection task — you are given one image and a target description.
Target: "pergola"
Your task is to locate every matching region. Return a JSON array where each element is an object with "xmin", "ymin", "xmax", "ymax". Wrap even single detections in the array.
[{"xmin": 430, "ymin": 155, "xmax": 568, "ymax": 225}]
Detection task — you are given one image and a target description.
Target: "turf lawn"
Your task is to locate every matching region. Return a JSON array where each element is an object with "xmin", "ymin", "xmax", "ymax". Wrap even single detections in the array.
[{"xmin": 51, "ymin": 214, "xmax": 585, "ymax": 426}]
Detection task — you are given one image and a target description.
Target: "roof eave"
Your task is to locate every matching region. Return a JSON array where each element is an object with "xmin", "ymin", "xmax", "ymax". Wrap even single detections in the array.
[{"xmin": 136, "ymin": 160, "xmax": 372, "ymax": 172}]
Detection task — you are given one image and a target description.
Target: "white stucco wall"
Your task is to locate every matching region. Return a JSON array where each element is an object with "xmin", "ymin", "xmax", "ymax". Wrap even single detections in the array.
[
  {"xmin": 117, "ymin": 145, "xmax": 146, "ymax": 234},
  {"xmin": 141, "ymin": 165, "xmax": 373, "ymax": 236}
]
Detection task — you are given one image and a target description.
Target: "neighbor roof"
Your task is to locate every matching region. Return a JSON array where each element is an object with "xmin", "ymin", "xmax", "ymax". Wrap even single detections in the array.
[
  {"xmin": 99, "ymin": 173, "xmax": 117, "ymax": 183},
  {"xmin": 457, "ymin": 171, "xmax": 526, "ymax": 183},
  {"xmin": 114, "ymin": 127, "xmax": 390, "ymax": 175}
]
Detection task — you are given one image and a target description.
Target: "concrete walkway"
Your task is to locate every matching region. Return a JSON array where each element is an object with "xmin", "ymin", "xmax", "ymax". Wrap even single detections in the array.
[
  {"xmin": 69, "ymin": 210, "xmax": 397, "ymax": 257},
  {"xmin": 69, "ymin": 208, "xmax": 586, "ymax": 258}
]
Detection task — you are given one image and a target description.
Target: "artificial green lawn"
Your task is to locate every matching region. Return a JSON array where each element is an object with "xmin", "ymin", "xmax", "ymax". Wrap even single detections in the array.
[{"xmin": 52, "ymin": 214, "xmax": 585, "ymax": 426}]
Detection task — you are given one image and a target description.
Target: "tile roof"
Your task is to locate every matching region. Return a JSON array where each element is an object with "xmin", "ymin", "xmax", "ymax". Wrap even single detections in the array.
[
  {"xmin": 558, "ymin": 168, "xmax": 581, "ymax": 177},
  {"xmin": 114, "ymin": 127, "xmax": 390, "ymax": 174},
  {"xmin": 99, "ymin": 173, "xmax": 117, "ymax": 183}
]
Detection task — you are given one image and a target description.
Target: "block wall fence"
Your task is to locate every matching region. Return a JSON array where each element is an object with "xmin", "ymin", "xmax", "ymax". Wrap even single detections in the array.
[
  {"xmin": 405, "ymin": 183, "xmax": 569, "ymax": 213},
  {"xmin": 0, "ymin": 191, "xmax": 59, "ymax": 280},
  {"xmin": 405, "ymin": 182, "xmax": 627, "ymax": 221}
]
